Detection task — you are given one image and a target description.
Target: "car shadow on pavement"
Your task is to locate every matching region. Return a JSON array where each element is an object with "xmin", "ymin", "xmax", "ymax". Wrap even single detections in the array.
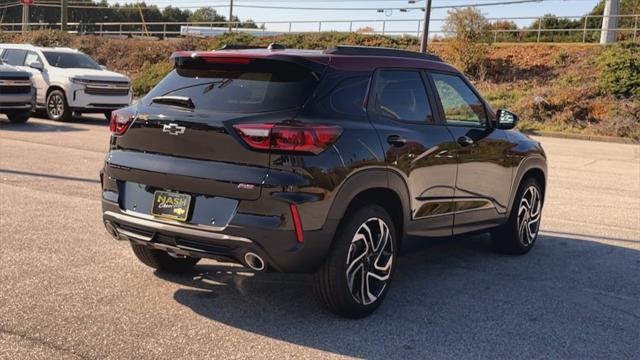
[{"xmin": 155, "ymin": 233, "xmax": 640, "ymax": 359}]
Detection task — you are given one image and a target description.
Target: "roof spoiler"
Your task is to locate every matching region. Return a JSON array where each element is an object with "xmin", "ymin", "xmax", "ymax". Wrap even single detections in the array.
[
  {"xmin": 324, "ymin": 45, "xmax": 442, "ymax": 62},
  {"xmin": 216, "ymin": 43, "xmax": 286, "ymax": 51}
]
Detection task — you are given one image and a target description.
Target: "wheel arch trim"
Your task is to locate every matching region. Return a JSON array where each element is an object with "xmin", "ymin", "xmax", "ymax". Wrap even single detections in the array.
[
  {"xmin": 507, "ymin": 155, "xmax": 547, "ymax": 216},
  {"xmin": 325, "ymin": 169, "xmax": 411, "ymax": 243}
]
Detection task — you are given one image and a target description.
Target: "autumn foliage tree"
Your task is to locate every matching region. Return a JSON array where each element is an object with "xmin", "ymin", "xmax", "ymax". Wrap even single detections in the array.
[{"xmin": 442, "ymin": 7, "xmax": 491, "ymax": 79}]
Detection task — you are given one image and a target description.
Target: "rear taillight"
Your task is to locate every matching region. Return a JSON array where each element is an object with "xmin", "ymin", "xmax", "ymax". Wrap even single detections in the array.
[
  {"xmin": 233, "ymin": 122, "xmax": 342, "ymax": 155},
  {"xmin": 109, "ymin": 108, "xmax": 135, "ymax": 135}
]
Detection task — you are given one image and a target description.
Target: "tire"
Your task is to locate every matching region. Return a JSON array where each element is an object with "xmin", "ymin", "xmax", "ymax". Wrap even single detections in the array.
[
  {"xmin": 130, "ymin": 243, "xmax": 200, "ymax": 273},
  {"xmin": 46, "ymin": 90, "xmax": 72, "ymax": 122},
  {"xmin": 6, "ymin": 112, "xmax": 30, "ymax": 124},
  {"xmin": 491, "ymin": 177, "xmax": 543, "ymax": 255},
  {"xmin": 312, "ymin": 204, "xmax": 397, "ymax": 318},
  {"xmin": 104, "ymin": 111, "xmax": 113, "ymax": 121}
]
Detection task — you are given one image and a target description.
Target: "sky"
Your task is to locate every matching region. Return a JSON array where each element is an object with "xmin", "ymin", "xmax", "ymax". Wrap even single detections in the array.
[{"xmin": 100, "ymin": 0, "xmax": 602, "ymax": 34}]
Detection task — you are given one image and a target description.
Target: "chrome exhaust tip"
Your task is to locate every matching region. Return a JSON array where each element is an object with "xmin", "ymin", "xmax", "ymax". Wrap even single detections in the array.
[
  {"xmin": 244, "ymin": 251, "xmax": 266, "ymax": 271},
  {"xmin": 103, "ymin": 220, "xmax": 121, "ymax": 240}
]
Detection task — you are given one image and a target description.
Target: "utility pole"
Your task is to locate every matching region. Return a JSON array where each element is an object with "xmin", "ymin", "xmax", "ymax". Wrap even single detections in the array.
[
  {"xmin": 21, "ymin": 0, "xmax": 30, "ymax": 33},
  {"xmin": 61, "ymin": 0, "xmax": 68, "ymax": 31},
  {"xmin": 600, "ymin": 0, "xmax": 620, "ymax": 43},
  {"xmin": 420, "ymin": 0, "xmax": 432, "ymax": 53},
  {"xmin": 228, "ymin": 0, "xmax": 234, "ymax": 33}
]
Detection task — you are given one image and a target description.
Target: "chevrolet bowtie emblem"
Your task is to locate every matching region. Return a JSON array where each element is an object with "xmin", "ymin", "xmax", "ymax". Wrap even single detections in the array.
[{"xmin": 162, "ymin": 123, "xmax": 186, "ymax": 135}]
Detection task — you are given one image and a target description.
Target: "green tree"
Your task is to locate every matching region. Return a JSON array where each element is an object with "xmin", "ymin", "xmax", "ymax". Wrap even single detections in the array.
[{"xmin": 188, "ymin": 7, "xmax": 226, "ymax": 24}]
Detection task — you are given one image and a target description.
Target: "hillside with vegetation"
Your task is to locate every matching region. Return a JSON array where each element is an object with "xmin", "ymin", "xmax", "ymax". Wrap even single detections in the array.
[{"xmin": 1, "ymin": 29, "xmax": 638, "ymax": 139}]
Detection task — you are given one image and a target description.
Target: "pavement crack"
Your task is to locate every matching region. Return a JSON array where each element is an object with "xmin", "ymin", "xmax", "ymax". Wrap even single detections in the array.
[
  {"xmin": 590, "ymin": 296, "xmax": 640, "ymax": 321},
  {"xmin": 0, "ymin": 327, "xmax": 92, "ymax": 359}
]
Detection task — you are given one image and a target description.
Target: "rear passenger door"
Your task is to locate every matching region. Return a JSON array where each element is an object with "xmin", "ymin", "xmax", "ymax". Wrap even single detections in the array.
[
  {"xmin": 427, "ymin": 71, "xmax": 515, "ymax": 234},
  {"xmin": 367, "ymin": 69, "xmax": 457, "ymax": 238}
]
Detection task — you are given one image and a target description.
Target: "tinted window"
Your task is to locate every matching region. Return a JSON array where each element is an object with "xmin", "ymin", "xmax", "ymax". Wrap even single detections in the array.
[
  {"xmin": 42, "ymin": 51, "xmax": 101, "ymax": 70},
  {"xmin": 24, "ymin": 51, "xmax": 41, "ymax": 67},
  {"xmin": 372, "ymin": 70, "xmax": 433, "ymax": 123},
  {"xmin": 145, "ymin": 59, "xmax": 318, "ymax": 113},
  {"xmin": 432, "ymin": 73, "xmax": 487, "ymax": 126},
  {"xmin": 2, "ymin": 49, "xmax": 27, "ymax": 66},
  {"xmin": 312, "ymin": 72, "xmax": 369, "ymax": 118}
]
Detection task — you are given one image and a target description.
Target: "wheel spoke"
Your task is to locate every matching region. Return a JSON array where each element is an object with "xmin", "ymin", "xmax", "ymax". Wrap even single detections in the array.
[
  {"xmin": 360, "ymin": 264, "xmax": 368, "ymax": 304},
  {"xmin": 347, "ymin": 262, "xmax": 364, "ymax": 293},
  {"xmin": 360, "ymin": 223, "xmax": 375, "ymax": 252}
]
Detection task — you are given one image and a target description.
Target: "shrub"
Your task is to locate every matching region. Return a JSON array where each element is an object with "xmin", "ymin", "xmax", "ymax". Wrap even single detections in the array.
[
  {"xmin": 554, "ymin": 50, "xmax": 570, "ymax": 65},
  {"xmin": 597, "ymin": 42, "xmax": 640, "ymax": 98},
  {"xmin": 132, "ymin": 61, "xmax": 173, "ymax": 96},
  {"xmin": 15, "ymin": 30, "xmax": 74, "ymax": 47}
]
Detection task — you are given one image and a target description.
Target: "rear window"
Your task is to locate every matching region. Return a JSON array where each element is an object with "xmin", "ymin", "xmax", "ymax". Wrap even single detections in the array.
[{"xmin": 145, "ymin": 58, "xmax": 319, "ymax": 113}]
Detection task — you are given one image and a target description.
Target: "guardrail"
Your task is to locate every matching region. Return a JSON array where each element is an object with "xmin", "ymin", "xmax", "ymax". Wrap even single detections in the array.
[{"xmin": 1, "ymin": 14, "xmax": 638, "ymax": 43}]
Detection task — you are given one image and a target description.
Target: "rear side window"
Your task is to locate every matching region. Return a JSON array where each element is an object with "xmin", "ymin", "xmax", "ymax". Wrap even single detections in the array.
[
  {"xmin": 311, "ymin": 71, "xmax": 370, "ymax": 118},
  {"xmin": 431, "ymin": 73, "xmax": 487, "ymax": 127},
  {"xmin": 145, "ymin": 58, "xmax": 319, "ymax": 113},
  {"xmin": 2, "ymin": 49, "xmax": 27, "ymax": 66},
  {"xmin": 371, "ymin": 70, "xmax": 434, "ymax": 123}
]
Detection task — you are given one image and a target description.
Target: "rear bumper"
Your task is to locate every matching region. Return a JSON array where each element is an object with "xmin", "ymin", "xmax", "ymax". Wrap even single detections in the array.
[{"xmin": 101, "ymin": 198, "xmax": 338, "ymax": 273}]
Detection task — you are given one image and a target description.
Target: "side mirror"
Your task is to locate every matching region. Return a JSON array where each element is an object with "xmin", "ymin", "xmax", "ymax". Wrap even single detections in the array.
[
  {"xmin": 29, "ymin": 61, "xmax": 43, "ymax": 71},
  {"xmin": 495, "ymin": 109, "xmax": 519, "ymax": 130},
  {"xmin": 100, "ymin": 65, "xmax": 107, "ymax": 70}
]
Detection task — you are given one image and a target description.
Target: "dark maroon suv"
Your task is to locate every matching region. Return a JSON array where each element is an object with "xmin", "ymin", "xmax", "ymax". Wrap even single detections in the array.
[{"xmin": 101, "ymin": 45, "xmax": 547, "ymax": 318}]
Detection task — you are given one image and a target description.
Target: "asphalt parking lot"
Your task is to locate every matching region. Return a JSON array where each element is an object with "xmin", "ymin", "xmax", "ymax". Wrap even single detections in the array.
[{"xmin": 1, "ymin": 114, "xmax": 639, "ymax": 359}]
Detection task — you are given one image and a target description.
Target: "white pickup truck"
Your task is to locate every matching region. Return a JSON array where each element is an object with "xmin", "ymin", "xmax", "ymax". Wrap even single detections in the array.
[{"xmin": 0, "ymin": 44, "xmax": 132, "ymax": 122}]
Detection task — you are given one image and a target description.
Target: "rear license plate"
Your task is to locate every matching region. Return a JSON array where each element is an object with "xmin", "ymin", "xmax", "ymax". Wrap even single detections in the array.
[{"xmin": 151, "ymin": 191, "xmax": 191, "ymax": 221}]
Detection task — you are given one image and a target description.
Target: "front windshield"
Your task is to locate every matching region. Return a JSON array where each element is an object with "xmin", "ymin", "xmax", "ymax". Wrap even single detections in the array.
[{"xmin": 42, "ymin": 51, "xmax": 102, "ymax": 70}]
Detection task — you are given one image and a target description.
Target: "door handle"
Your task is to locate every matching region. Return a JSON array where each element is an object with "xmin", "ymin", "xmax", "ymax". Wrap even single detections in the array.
[
  {"xmin": 387, "ymin": 135, "xmax": 407, "ymax": 147},
  {"xmin": 457, "ymin": 136, "xmax": 474, "ymax": 147}
]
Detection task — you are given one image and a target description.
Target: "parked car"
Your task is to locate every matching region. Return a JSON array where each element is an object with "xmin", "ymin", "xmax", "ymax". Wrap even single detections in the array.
[
  {"xmin": 0, "ymin": 44, "xmax": 132, "ymax": 122},
  {"xmin": 0, "ymin": 59, "xmax": 36, "ymax": 123},
  {"xmin": 100, "ymin": 45, "xmax": 547, "ymax": 318}
]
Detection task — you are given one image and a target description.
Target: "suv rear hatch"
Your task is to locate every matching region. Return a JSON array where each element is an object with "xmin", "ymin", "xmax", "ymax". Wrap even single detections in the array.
[{"xmin": 108, "ymin": 53, "xmax": 324, "ymax": 201}]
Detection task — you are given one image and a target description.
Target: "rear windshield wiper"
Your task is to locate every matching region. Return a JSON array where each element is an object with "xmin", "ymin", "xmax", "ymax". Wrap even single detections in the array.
[{"xmin": 151, "ymin": 96, "xmax": 195, "ymax": 109}]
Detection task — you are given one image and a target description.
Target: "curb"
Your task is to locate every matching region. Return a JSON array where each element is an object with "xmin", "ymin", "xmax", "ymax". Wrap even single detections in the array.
[{"xmin": 523, "ymin": 130, "xmax": 639, "ymax": 144}]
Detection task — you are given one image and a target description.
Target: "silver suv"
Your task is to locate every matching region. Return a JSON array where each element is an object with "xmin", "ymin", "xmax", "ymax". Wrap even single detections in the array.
[{"xmin": 0, "ymin": 60, "xmax": 36, "ymax": 123}]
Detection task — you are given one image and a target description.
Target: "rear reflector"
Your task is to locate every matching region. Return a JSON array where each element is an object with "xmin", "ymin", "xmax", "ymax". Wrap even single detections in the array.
[
  {"xmin": 109, "ymin": 108, "xmax": 135, "ymax": 135},
  {"xmin": 290, "ymin": 203, "xmax": 304, "ymax": 243},
  {"xmin": 233, "ymin": 122, "xmax": 342, "ymax": 155}
]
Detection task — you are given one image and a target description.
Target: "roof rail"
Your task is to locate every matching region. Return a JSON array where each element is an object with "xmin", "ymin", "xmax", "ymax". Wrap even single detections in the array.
[
  {"xmin": 216, "ymin": 43, "xmax": 286, "ymax": 51},
  {"xmin": 324, "ymin": 45, "xmax": 442, "ymax": 62},
  {"xmin": 217, "ymin": 44, "xmax": 264, "ymax": 51}
]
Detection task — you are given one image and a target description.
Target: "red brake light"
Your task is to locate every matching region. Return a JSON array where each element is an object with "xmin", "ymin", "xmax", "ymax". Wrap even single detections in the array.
[
  {"xmin": 233, "ymin": 122, "xmax": 342, "ymax": 155},
  {"xmin": 201, "ymin": 57, "xmax": 253, "ymax": 65},
  {"xmin": 109, "ymin": 108, "xmax": 135, "ymax": 135}
]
